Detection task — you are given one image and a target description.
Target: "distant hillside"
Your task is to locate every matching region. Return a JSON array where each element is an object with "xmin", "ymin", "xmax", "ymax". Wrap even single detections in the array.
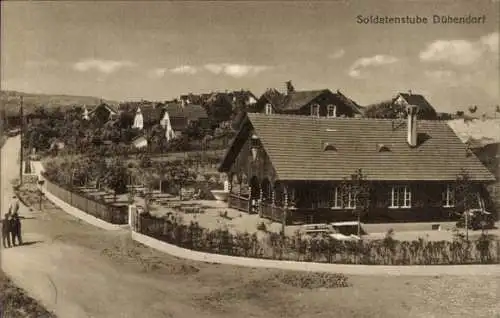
[
  {"xmin": 447, "ymin": 118, "xmax": 500, "ymax": 146},
  {"xmin": 0, "ymin": 90, "xmax": 118, "ymax": 116}
]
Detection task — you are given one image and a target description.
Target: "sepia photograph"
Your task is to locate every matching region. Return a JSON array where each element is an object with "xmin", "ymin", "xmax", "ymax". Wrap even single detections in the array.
[{"xmin": 0, "ymin": 1, "xmax": 499, "ymax": 317}]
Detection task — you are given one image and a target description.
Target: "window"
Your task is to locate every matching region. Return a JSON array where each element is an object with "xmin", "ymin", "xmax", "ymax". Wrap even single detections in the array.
[
  {"xmin": 390, "ymin": 185, "xmax": 411, "ymax": 208},
  {"xmin": 330, "ymin": 186, "xmax": 356, "ymax": 209},
  {"xmin": 265, "ymin": 103, "xmax": 273, "ymax": 115},
  {"xmin": 442, "ymin": 184, "xmax": 455, "ymax": 207},
  {"xmin": 327, "ymin": 105, "xmax": 337, "ymax": 118},
  {"xmin": 346, "ymin": 189, "xmax": 357, "ymax": 209},
  {"xmin": 331, "ymin": 187, "xmax": 342, "ymax": 209},
  {"xmin": 310, "ymin": 104, "xmax": 320, "ymax": 117}
]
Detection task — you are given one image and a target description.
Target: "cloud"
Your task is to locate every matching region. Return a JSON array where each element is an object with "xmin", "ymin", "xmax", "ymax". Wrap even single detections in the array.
[
  {"xmin": 419, "ymin": 40, "xmax": 483, "ymax": 65},
  {"xmin": 424, "ymin": 70, "xmax": 456, "ymax": 81},
  {"xmin": 420, "ymin": 32, "xmax": 498, "ymax": 65},
  {"xmin": 25, "ymin": 59, "xmax": 59, "ymax": 69},
  {"xmin": 328, "ymin": 49, "xmax": 345, "ymax": 59},
  {"xmin": 73, "ymin": 59, "xmax": 135, "ymax": 74},
  {"xmin": 480, "ymin": 32, "xmax": 499, "ymax": 53},
  {"xmin": 348, "ymin": 54, "xmax": 399, "ymax": 78},
  {"xmin": 149, "ymin": 68, "xmax": 167, "ymax": 78},
  {"xmin": 204, "ymin": 63, "xmax": 271, "ymax": 78},
  {"xmin": 170, "ymin": 65, "xmax": 198, "ymax": 75}
]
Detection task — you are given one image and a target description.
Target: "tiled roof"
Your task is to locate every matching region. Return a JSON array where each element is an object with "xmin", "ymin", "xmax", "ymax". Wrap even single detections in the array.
[
  {"xmin": 162, "ymin": 102, "xmax": 208, "ymax": 121},
  {"xmin": 282, "ymin": 90, "xmax": 326, "ymax": 110},
  {"xmin": 399, "ymin": 93, "xmax": 433, "ymax": 109},
  {"xmin": 398, "ymin": 93, "xmax": 437, "ymax": 117},
  {"xmin": 222, "ymin": 113, "xmax": 495, "ymax": 182},
  {"xmin": 261, "ymin": 89, "xmax": 286, "ymax": 107},
  {"xmin": 88, "ymin": 103, "xmax": 119, "ymax": 115},
  {"xmin": 260, "ymin": 89, "xmax": 362, "ymax": 115},
  {"xmin": 139, "ymin": 105, "xmax": 162, "ymax": 124}
]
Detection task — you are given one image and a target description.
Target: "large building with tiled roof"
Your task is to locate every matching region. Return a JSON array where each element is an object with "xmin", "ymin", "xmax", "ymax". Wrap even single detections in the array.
[{"xmin": 219, "ymin": 110, "xmax": 496, "ymax": 224}]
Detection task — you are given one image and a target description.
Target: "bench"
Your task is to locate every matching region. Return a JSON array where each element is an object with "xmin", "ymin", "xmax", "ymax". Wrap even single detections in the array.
[{"xmin": 301, "ymin": 223, "xmax": 334, "ymax": 235}]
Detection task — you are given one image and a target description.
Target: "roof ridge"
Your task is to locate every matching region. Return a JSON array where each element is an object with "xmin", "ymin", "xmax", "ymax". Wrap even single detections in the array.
[{"xmin": 247, "ymin": 112, "xmax": 441, "ymax": 123}]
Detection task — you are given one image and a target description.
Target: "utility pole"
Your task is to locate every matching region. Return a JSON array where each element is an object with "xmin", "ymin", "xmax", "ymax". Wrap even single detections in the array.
[{"xmin": 19, "ymin": 96, "xmax": 24, "ymax": 186}]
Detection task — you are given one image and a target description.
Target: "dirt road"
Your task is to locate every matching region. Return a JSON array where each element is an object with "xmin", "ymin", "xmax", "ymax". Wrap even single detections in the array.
[
  {"xmin": 2, "ymin": 136, "xmax": 499, "ymax": 318},
  {"xmin": 1, "ymin": 137, "xmax": 219, "ymax": 318}
]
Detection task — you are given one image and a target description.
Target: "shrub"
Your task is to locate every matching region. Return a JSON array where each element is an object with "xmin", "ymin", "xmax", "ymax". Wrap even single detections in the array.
[
  {"xmin": 274, "ymin": 271, "xmax": 350, "ymax": 289},
  {"xmin": 136, "ymin": 213, "xmax": 500, "ymax": 266}
]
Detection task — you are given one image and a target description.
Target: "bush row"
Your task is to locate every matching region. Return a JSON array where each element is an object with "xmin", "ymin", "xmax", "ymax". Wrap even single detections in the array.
[{"xmin": 137, "ymin": 215, "xmax": 500, "ymax": 265}]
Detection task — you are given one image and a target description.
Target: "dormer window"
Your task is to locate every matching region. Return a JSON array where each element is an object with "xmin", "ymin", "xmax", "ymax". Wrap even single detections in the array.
[
  {"xmin": 377, "ymin": 144, "xmax": 391, "ymax": 152},
  {"xmin": 265, "ymin": 103, "xmax": 273, "ymax": 115},
  {"xmin": 310, "ymin": 104, "xmax": 320, "ymax": 117},
  {"xmin": 327, "ymin": 105, "xmax": 337, "ymax": 118},
  {"xmin": 323, "ymin": 142, "xmax": 337, "ymax": 152}
]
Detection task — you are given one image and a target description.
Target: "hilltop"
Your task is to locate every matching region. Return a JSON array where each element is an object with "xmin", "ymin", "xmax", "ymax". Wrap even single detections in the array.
[
  {"xmin": 0, "ymin": 90, "xmax": 118, "ymax": 116},
  {"xmin": 447, "ymin": 118, "xmax": 500, "ymax": 147}
]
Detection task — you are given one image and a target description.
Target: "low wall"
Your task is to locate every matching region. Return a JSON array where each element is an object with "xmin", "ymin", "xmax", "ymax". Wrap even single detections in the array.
[{"xmin": 130, "ymin": 230, "xmax": 500, "ymax": 277}]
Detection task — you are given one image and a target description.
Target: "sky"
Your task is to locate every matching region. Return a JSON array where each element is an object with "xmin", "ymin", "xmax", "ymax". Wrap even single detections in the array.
[{"xmin": 1, "ymin": 0, "xmax": 499, "ymax": 113}]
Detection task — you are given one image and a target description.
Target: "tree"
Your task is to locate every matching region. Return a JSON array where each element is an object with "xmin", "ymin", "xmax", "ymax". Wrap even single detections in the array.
[
  {"xmin": 468, "ymin": 105, "xmax": 478, "ymax": 115},
  {"xmin": 164, "ymin": 162, "xmax": 196, "ymax": 201},
  {"xmin": 364, "ymin": 101, "xmax": 438, "ymax": 120},
  {"xmin": 105, "ymin": 161, "xmax": 129, "ymax": 200},
  {"xmin": 340, "ymin": 169, "xmax": 371, "ymax": 237},
  {"xmin": 204, "ymin": 94, "xmax": 233, "ymax": 127},
  {"xmin": 455, "ymin": 169, "xmax": 476, "ymax": 240},
  {"xmin": 364, "ymin": 101, "xmax": 406, "ymax": 119},
  {"xmin": 495, "ymin": 105, "xmax": 500, "ymax": 119}
]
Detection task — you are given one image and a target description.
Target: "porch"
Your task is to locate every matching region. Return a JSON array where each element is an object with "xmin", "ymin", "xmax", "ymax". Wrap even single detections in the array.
[{"xmin": 226, "ymin": 177, "xmax": 492, "ymax": 225}]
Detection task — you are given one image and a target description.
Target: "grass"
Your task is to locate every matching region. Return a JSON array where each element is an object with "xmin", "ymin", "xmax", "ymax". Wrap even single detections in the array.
[{"xmin": 0, "ymin": 270, "xmax": 56, "ymax": 318}]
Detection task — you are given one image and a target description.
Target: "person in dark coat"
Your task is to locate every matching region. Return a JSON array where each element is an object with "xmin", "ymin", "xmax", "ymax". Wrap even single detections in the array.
[
  {"xmin": 2, "ymin": 212, "xmax": 12, "ymax": 248},
  {"xmin": 10, "ymin": 212, "xmax": 22, "ymax": 246}
]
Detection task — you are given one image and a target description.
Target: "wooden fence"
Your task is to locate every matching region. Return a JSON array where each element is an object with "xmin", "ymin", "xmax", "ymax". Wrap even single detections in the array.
[
  {"xmin": 261, "ymin": 203, "xmax": 286, "ymax": 224},
  {"xmin": 228, "ymin": 194, "xmax": 250, "ymax": 212},
  {"xmin": 44, "ymin": 177, "xmax": 128, "ymax": 225}
]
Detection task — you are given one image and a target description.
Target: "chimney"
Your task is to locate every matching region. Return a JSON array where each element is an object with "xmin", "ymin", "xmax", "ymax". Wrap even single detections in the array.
[
  {"xmin": 408, "ymin": 89, "xmax": 412, "ymax": 95},
  {"xmin": 406, "ymin": 105, "xmax": 418, "ymax": 147}
]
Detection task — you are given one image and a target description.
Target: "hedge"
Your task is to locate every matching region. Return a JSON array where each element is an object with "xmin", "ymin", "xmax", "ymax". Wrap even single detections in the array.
[{"xmin": 136, "ymin": 214, "xmax": 500, "ymax": 265}]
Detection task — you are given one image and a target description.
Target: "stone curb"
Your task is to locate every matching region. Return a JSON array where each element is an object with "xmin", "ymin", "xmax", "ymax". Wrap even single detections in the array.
[{"xmin": 130, "ymin": 231, "xmax": 500, "ymax": 277}]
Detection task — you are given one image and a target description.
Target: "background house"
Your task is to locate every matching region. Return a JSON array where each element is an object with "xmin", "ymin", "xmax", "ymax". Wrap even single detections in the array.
[
  {"xmin": 250, "ymin": 81, "xmax": 363, "ymax": 118},
  {"xmin": 159, "ymin": 101, "xmax": 210, "ymax": 136},
  {"xmin": 364, "ymin": 91, "xmax": 438, "ymax": 120},
  {"xmin": 219, "ymin": 111, "xmax": 495, "ymax": 224},
  {"xmin": 88, "ymin": 103, "xmax": 119, "ymax": 125}
]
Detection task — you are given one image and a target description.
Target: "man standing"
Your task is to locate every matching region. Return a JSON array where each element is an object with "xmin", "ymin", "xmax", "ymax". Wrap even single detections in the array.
[
  {"xmin": 11, "ymin": 212, "xmax": 22, "ymax": 246},
  {"xmin": 2, "ymin": 212, "xmax": 12, "ymax": 248},
  {"xmin": 8, "ymin": 195, "xmax": 21, "ymax": 246},
  {"xmin": 10, "ymin": 196, "xmax": 20, "ymax": 215}
]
